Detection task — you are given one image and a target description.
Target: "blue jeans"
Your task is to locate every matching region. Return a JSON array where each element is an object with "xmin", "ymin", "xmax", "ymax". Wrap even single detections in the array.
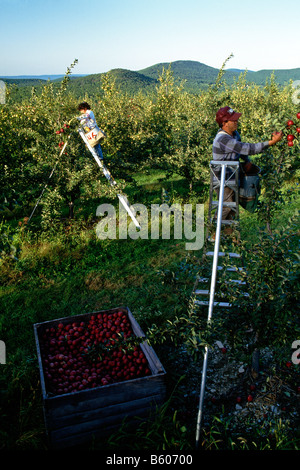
[{"xmin": 94, "ymin": 143, "xmax": 103, "ymax": 160}]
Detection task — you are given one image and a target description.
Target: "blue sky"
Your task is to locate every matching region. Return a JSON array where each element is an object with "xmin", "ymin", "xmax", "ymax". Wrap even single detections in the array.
[{"xmin": 0, "ymin": 0, "xmax": 299, "ymax": 76}]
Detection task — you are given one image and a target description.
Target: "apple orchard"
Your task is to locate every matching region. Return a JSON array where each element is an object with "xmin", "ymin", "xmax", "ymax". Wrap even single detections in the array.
[{"xmin": 0, "ymin": 66, "xmax": 299, "ymax": 451}]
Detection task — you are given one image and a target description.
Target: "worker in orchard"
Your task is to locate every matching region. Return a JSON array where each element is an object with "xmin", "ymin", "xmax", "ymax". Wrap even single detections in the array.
[
  {"xmin": 77, "ymin": 102, "xmax": 105, "ymax": 159},
  {"xmin": 212, "ymin": 106, "xmax": 283, "ymax": 230}
]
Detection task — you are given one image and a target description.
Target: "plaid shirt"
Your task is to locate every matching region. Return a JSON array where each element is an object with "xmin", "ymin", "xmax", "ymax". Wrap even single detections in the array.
[
  {"xmin": 212, "ymin": 130, "xmax": 269, "ymax": 179},
  {"xmin": 212, "ymin": 130, "xmax": 269, "ymax": 162}
]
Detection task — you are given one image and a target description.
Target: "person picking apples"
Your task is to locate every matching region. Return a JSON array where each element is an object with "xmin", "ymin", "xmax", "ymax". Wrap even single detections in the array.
[
  {"xmin": 77, "ymin": 101, "xmax": 105, "ymax": 159},
  {"xmin": 212, "ymin": 106, "xmax": 283, "ymax": 229}
]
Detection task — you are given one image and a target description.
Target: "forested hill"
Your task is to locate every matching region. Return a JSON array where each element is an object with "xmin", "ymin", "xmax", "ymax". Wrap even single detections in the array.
[
  {"xmin": 138, "ymin": 60, "xmax": 300, "ymax": 89},
  {"xmin": 62, "ymin": 61, "xmax": 300, "ymax": 97},
  {"xmin": 63, "ymin": 69, "xmax": 158, "ymax": 98},
  {"xmin": 2, "ymin": 60, "xmax": 300, "ymax": 101},
  {"xmin": 139, "ymin": 60, "xmax": 224, "ymax": 89}
]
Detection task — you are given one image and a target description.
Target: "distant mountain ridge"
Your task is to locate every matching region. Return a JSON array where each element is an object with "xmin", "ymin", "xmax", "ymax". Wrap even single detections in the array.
[
  {"xmin": 137, "ymin": 60, "xmax": 300, "ymax": 87},
  {"xmin": 2, "ymin": 61, "xmax": 300, "ymax": 99},
  {"xmin": 0, "ymin": 74, "xmax": 86, "ymax": 80}
]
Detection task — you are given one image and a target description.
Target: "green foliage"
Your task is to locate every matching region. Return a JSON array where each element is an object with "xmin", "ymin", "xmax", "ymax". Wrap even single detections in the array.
[
  {"xmin": 0, "ymin": 221, "xmax": 18, "ymax": 260},
  {"xmin": 201, "ymin": 415, "xmax": 299, "ymax": 450},
  {"xmin": 243, "ymin": 213, "xmax": 299, "ymax": 349}
]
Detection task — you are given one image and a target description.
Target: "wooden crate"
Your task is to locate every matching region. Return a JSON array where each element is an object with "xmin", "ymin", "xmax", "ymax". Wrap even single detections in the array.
[{"xmin": 34, "ymin": 306, "xmax": 167, "ymax": 449}]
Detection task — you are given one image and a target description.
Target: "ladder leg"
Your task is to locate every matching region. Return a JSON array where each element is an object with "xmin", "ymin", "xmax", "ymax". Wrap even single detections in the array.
[
  {"xmin": 208, "ymin": 164, "xmax": 226, "ymax": 320},
  {"xmin": 195, "ymin": 164, "xmax": 226, "ymax": 448},
  {"xmin": 194, "ymin": 161, "xmax": 247, "ymax": 447},
  {"xmin": 27, "ymin": 135, "xmax": 71, "ymax": 224},
  {"xmin": 195, "ymin": 346, "xmax": 209, "ymax": 448}
]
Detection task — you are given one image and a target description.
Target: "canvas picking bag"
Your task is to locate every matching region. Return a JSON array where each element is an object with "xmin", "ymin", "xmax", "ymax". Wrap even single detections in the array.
[
  {"xmin": 85, "ymin": 127, "xmax": 107, "ymax": 147},
  {"xmin": 239, "ymin": 162, "xmax": 261, "ymax": 213}
]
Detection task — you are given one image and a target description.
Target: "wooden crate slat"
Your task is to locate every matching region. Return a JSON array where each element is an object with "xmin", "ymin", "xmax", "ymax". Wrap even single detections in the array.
[
  {"xmin": 49, "ymin": 411, "xmax": 153, "ymax": 449},
  {"xmin": 45, "ymin": 375, "xmax": 166, "ymax": 420},
  {"xmin": 48, "ymin": 393, "xmax": 164, "ymax": 438}
]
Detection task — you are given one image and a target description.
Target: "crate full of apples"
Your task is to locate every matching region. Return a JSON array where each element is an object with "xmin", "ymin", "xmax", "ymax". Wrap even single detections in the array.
[{"xmin": 34, "ymin": 307, "xmax": 166, "ymax": 448}]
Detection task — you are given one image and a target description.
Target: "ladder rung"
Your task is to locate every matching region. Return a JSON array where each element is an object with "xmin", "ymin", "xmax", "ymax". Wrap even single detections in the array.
[
  {"xmin": 206, "ymin": 251, "xmax": 241, "ymax": 258},
  {"xmin": 212, "ymin": 201, "xmax": 237, "ymax": 207},
  {"xmin": 194, "ymin": 300, "xmax": 233, "ymax": 307},
  {"xmin": 221, "ymin": 220, "xmax": 239, "ymax": 225},
  {"xmin": 218, "ymin": 266, "xmax": 245, "ymax": 272},
  {"xmin": 212, "ymin": 183, "xmax": 238, "ymax": 189},
  {"xmin": 209, "ymin": 220, "xmax": 239, "ymax": 225},
  {"xmin": 194, "ymin": 289, "xmax": 249, "ymax": 298},
  {"xmin": 197, "ymin": 277, "xmax": 246, "ymax": 285}
]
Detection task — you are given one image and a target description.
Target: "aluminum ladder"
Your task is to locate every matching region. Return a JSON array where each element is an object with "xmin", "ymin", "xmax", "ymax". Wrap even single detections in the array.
[
  {"xmin": 194, "ymin": 160, "xmax": 248, "ymax": 447},
  {"xmin": 78, "ymin": 127, "xmax": 141, "ymax": 229},
  {"xmin": 194, "ymin": 160, "xmax": 246, "ymax": 309}
]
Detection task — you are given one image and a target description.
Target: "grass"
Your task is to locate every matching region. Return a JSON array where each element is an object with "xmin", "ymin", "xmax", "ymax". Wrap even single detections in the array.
[{"xmin": 0, "ymin": 169, "xmax": 299, "ymax": 451}]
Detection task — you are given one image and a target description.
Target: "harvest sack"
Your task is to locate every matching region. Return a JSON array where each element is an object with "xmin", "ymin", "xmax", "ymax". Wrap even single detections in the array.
[
  {"xmin": 85, "ymin": 128, "xmax": 107, "ymax": 147},
  {"xmin": 239, "ymin": 163, "xmax": 261, "ymax": 213}
]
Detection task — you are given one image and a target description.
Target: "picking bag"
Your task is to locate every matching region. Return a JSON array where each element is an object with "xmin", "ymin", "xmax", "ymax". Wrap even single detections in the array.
[
  {"xmin": 85, "ymin": 128, "xmax": 107, "ymax": 147},
  {"xmin": 239, "ymin": 163, "xmax": 261, "ymax": 213}
]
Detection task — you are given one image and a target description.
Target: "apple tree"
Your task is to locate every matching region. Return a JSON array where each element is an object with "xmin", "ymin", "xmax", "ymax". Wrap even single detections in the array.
[{"xmin": 1, "ymin": 61, "xmax": 120, "ymax": 229}]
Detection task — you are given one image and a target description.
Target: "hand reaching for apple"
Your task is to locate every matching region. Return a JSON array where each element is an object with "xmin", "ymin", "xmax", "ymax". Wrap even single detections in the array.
[{"xmin": 268, "ymin": 131, "xmax": 283, "ymax": 146}]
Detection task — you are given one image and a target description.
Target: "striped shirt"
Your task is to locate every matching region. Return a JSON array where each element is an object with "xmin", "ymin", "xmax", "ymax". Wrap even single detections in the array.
[{"xmin": 212, "ymin": 130, "xmax": 269, "ymax": 162}]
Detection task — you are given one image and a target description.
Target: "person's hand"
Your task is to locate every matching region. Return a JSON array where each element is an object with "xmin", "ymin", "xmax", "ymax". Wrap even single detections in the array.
[{"xmin": 269, "ymin": 131, "xmax": 283, "ymax": 146}]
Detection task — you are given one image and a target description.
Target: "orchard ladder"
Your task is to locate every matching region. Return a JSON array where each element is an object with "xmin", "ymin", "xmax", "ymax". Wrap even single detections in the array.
[
  {"xmin": 27, "ymin": 135, "xmax": 72, "ymax": 223},
  {"xmin": 78, "ymin": 127, "xmax": 141, "ymax": 229},
  {"xmin": 194, "ymin": 160, "xmax": 248, "ymax": 448}
]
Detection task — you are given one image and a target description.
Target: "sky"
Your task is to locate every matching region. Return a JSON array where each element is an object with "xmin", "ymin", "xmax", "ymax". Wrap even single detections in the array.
[{"xmin": 0, "ymin": 0, "xmax": 299, "ymax": 77}]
